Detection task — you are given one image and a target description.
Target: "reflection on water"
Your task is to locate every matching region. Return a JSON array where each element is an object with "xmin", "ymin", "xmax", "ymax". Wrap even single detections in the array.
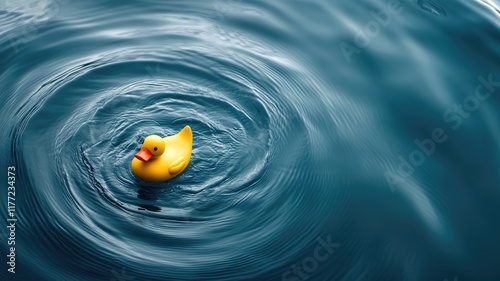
[{"xmin": 1, "ymin": 0, "xmax": 499, "ymax": 280}]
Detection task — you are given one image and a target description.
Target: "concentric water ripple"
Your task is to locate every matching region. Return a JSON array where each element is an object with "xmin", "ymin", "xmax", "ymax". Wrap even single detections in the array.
[{"xmin": 2, "ymin": 6, "xmax": 346, "ymax": 280}]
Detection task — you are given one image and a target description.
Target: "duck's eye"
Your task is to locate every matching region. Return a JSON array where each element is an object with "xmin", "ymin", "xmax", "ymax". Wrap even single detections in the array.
[{"xmin": 154, "ymin": 147, "xmax": 158, "ymax": 151}]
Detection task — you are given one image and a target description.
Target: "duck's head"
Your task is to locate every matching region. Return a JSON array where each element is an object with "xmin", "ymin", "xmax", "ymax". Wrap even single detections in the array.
[{"xmin": 134, "ymin": 135, "xmax": 165, "ymax": 162}]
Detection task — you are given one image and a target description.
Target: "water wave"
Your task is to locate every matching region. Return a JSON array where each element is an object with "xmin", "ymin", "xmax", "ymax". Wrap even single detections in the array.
[{"xmin": 1, "ymin": 0, "xmax": 500, "ymax": 280}]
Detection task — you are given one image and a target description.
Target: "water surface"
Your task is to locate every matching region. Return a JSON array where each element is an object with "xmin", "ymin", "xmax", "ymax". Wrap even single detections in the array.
[{"xmin": 1, "ymin": 0, "xmax": 500, "ymax": 280}]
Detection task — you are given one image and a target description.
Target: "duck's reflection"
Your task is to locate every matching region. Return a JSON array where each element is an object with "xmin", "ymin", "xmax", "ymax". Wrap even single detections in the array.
[
  {"xmin": 136, "ymin": 181, "xmax": 165, "ymax": 212},
  {"xmin": 137, "ymin": 203, "xmax": 161, "ymax": 212}
]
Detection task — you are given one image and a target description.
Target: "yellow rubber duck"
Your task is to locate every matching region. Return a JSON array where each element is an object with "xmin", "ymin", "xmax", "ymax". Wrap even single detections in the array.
[{"xmin": 131, "ymin": 126, "xmax": 193, "ymax": 182}]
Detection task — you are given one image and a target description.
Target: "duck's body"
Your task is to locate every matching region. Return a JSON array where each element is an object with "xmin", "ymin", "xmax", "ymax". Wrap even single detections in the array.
[{"xmin": 131, "ymin": 126, "xmax": 192, "ymax": 182}]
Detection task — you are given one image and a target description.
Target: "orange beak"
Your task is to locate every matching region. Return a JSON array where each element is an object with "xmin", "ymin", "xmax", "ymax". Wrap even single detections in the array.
[{"xmin": 135, "ymin": 147, "xmax": 153, "ymax": 162}]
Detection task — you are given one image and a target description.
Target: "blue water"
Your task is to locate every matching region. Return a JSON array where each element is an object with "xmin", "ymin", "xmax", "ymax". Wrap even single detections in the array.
[{"xmin": 1, "ymin": 0, "xmax": 500, "ymax": 280}]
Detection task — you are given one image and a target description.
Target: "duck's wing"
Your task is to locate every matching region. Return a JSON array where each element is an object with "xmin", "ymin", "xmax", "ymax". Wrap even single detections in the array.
[{"xmin": 168, "ymin": 157, "xmax": 187, "ymax": 174}]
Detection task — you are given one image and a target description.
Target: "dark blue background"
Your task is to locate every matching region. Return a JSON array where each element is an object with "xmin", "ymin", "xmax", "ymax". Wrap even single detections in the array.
[{"xmin": 1, "ymin": 0, "xmax": 499, "ymax": 280}]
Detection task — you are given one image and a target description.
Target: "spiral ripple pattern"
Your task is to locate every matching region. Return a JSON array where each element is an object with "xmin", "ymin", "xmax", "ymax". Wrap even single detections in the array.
[{"xmin": 1, "ymin": 0, "xmax": 500, "ymax": 281}]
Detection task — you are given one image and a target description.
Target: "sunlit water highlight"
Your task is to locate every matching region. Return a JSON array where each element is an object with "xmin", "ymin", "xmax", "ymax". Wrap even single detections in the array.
[{"xmin": 1, "ymin": 0, "xmax": 499, "ymax": 280}]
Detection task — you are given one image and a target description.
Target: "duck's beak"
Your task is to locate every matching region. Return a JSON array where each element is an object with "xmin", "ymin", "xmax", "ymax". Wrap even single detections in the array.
[{"xmin": 135, "ymin": 147, "xmax": 153, "ymax": 162}]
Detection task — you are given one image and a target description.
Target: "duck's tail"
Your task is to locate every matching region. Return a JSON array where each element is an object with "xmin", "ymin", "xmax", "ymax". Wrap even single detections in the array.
[{"xmin": 179, "ymin": 125, "xmax": 192, "ymax": 144}]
